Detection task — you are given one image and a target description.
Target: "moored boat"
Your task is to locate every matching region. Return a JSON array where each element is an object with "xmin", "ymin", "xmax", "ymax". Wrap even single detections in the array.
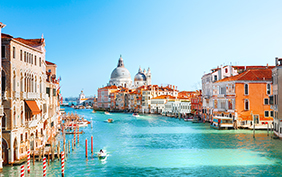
[{"xmin": 210, "ymin": 116, "xmax": 234, "ymax": 130}]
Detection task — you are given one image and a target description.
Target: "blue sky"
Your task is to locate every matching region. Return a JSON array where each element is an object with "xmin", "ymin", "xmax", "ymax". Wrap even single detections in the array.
[{"xmin": 1, "ymin": 0, "xmax": 282, "ymax": 97}]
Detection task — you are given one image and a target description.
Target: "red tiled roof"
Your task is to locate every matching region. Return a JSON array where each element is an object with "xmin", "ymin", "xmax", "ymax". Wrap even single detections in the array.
[
  {"xmin": 216, "ymin": 68, "xmax": 272, "ymax": 82},
  {"xmin": 13, "ymin": 38, "xmax": 44, "ymax": 47},
  {"xmin": 1, "ymin": 33, "xmax": 13, "ymax": 38},
  {"xmin": 45, "ymin": 61, "xmax": 56, "ymax": 65},
  {"xmin": 152, "ymin": 95, "xmax": 176, "ymax": 99},
  {"xmin": 232, "ymin": 65, "xmax": 275, "ymax": 70}
]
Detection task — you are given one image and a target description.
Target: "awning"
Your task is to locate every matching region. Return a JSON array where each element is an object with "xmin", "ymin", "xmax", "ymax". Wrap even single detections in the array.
[{"xmin": 25, "ymin": 100, "xmax": 41, "ymax": 115}]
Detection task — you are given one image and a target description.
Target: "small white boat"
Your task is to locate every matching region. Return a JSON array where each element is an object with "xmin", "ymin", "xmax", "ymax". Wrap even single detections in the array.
[
  {"xmin": 105, "ymin": 111, "xmax": 111, "ymax": 115},
  {"xmin": 97, "ymin": 151, "xmax": 107, "ymax": 159},
  {"xmin": 132, "ymin": 113, "xmax": 139, "ymax": 117}
]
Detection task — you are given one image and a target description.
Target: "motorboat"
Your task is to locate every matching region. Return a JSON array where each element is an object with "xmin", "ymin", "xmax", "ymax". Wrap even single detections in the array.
[
  {"xmin": 107, "ymin": 119, "xmax": 113, "ymax": 123},
  {"xmin": 132, "ymin": 113, "xmax": 139, "ymax": 117},
  {"xmin": 105, "ymin": 111, "xmax": 111, "ymax": 115},
  {"xmin": 210, "ymin": 116, "xmax": 234, "ymax": 130},
  {"xmin": 184, "ymin": 117, "xmax": 193, "ymax": 122},
  {"xmin": 97, "ymin": 151, "xmax": 107, "ymax": 159}
]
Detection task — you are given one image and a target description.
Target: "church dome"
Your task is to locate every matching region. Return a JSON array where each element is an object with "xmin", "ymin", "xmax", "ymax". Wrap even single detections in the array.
[
  {"xmin": 111, "ymin": 67, "xmax": 131, "ymax": 79},
  {"xmin": 134, "ymin": 72, "xmax": 146, "ymax": 81},
  {"xmin": 134, "ymin": 66, "xmax": 147, "ymax": 81},
  {"xmin": 109, "ymin": 55, "xmax": 132, "ymax": 87}
]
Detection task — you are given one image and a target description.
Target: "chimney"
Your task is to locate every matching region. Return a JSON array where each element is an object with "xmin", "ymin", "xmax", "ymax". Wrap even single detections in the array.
[{"xmin": 275, "ymin": 57, "xmax": 278, "ymax": 66}]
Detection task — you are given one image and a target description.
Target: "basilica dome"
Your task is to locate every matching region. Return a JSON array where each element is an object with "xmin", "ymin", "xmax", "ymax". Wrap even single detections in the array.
[
  {"xmin": 109, "ymin": 55, "xmax": 132, "ymax": 88},
  {"xmin": 134, "ymin": 72, "xmax": 146, "ymax": 81},
  {"xmin": 111, "ymin": 67, "xmax": 131, "ymax": 79}
]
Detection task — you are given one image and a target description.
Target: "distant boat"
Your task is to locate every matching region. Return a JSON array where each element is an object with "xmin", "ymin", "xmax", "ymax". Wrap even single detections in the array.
[
  {"xmin": 92, "ymin": 110, "xmax": 96, "ymax": 113},
  {"xmin": 105, "ymin": 111, "xmax": 111, "ymax": 115},
  {"xmin": 107, "ymin": 119, "xmax": 113, "ymax": 123},
  {"xmin": 132, "ymin": 113, "xmax": 139, "ymax": 117}
]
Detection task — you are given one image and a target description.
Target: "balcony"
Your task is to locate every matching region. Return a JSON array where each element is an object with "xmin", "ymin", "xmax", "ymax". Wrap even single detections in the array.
[
  {"xmin": 15, "ymin": 92, "xmax": 20, "ymax": 99},
  {"xmin": 23, "ymin": 92, "xmax": 27, "ymax": 99},
  {"xmin": 26, "ymin": 119, "xmax": 38, "ymax": 128},
  {"xmin": 217, "ymin": 94, "xmax": 225, "ymax": 98}
]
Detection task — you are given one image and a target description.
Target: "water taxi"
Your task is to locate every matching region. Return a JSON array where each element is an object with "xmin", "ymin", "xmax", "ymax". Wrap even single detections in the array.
[{"xmin": 210, "ymin": 116, "xmax": 234, "ymax": 130}]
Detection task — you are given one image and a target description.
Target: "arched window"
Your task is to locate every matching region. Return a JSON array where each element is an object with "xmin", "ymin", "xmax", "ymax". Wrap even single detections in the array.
[
  {"xmin": 2, "ymin": 114, "xmax": 6, "ymax": 129},
  {"xmin": 13, "ymin": 107, "xmax": 16, "ymax": 128},
  {"xmin": 244, "ymin": 84, "xmax": 249, "ymax": 95},
  {"xmin": 13, "ymin": 71, "xmax": 16, "ymax": 92},
  {"xmin": 245, "ymin": 99, "xmax": 249, "ymax": 110},
  {"xmin": 2, "ymin": 70, "xmax": 6, "ymax": 94}
]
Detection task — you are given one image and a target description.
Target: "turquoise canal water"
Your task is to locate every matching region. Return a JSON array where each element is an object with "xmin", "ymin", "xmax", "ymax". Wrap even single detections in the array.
[{"xmin": 3, "ymin": 107, "xmax": 282, "ymax": 176}]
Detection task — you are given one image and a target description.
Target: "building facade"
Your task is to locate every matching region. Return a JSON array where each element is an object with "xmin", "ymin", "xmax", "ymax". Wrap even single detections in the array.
[{"xmin": 1, "ymin": 33, "xmax": 49, "ymax": 165}]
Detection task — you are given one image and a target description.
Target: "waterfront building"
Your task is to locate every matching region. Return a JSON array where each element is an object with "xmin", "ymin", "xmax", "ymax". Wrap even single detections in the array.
[
  {"xmin": 0, "ymin": 22, "xmax": 5, "ymax": 171},
  {"xmin": 191, "ymin": 90, "xmax": 202, "ymax": 116},
  {"xmin": 97, "ymin": 85, "xmax": 119, "ymax": 110},
  {"xmin": 45, "ymin": 60, "xmax": 60, "ymax": 141},
  {"xmin": 213, "ymin": 68, "xmax": 273, "ymax": 128},
  {"xmin": 271, "ymin": 57, "xmax": 282, "ymax": 137},
  {"xmin": 202, "ymin": 64, "xmax": 275, "ymax": 121},
  {"xmin": 163, "ymin": 96, "xmax": 190, "ymax": 117},
  {"xmin": 1, "ymin": 33, "xmax": 49, "ymax": 165}
]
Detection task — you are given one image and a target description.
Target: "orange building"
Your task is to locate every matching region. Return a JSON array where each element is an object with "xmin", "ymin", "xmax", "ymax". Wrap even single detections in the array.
[{"xmin": 213, "ymin": 68, "xmax": 273, "ymax": 128}]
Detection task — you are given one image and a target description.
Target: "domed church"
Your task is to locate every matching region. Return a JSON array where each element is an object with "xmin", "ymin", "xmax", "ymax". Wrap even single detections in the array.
[{"xmin": 108, "ymin": 55, "xmax": 151, "ymax": 88}]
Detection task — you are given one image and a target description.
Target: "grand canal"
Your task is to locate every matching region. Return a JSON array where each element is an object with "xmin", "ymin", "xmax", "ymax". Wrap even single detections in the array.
[{"xmin": 3, "ymin": 107, "xmax": 282, "ymax": 176}]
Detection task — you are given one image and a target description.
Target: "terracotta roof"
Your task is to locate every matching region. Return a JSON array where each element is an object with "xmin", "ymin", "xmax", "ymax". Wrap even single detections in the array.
[
  {"xmin": 2, "ymin": 33, "xmax": 44, "ymax": 48},
  {"xmin": 45, "ymin": 61, "xmax": 56, "ymax": 65},
  {"xmin": 152, "ymin": 95, "xmax": 176, "ymax": 99},
  {"xmin": 13, "ymin": 37, "xmax": 44, "ymax": 47},
  {"xmin": 232, "ymin": 65, "xmax": 275, "ymax": 70},
  {"xmin": 1, "ymin": 33, "xmax": 13, "ymax": 38},
  {"xmin": 216, "ymin": 68, "xmax": 272, "ymax": 83},
  {"xmin": 100, "ymin": 85, "xmax": 118, "ymax": 90}
]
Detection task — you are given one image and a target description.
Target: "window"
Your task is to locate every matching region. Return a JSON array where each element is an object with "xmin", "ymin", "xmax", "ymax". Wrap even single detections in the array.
[
  {"xmin": 265, "ymin": 111, "xmax": 269, "ymax": 117},
  {"xmin": 48, "ymin": 69, "xmax": 51, "ymax": 73},
  {"xmin": 21, "ymin": 134, "xmax": 23, "ymax": 142},
  {"xmin": 13, "ymin": 47, "xmax": 15, "ymax": 58},
  {"xmin": 34, "ymin": 56, "xmax": 37, "ymax": 65},
  {"xmin": 46, "ymin": 87, "xmax": 50, "ymax": 97},
  {"xmin": 244, "ymin": 99, "xmax": 249, "ymax": 110},
  {"xmin": 2, "ymin": 46, "xmax": 5, "ymax": 58},
  {"xmin": 271, "ymin": 111, "xmax": 274, "ymax": 117},
  {"xmin": 53, "ymin": 88, "xmax": 56, "ymax": 96},
  {"xmin": 31, "ymin": 54, "xmax": 33, "ymax": 64},
  {"xmin": 20, "ymin": 50, "xmax": 22, "ymax": 61},
  {"xmin": 39, "ymin": 57, "xmax": 41, "ymax": 67},
  {"xmin": 244, "ymin": 84, "xmax": 249, "ymax": 95},
  {"xmin": 225, "ymin": 68, "xmax": 228, "ymax": 73},
  {"xmin": 24, "ymin": 51, "xmax": 26, "ymax": 62},
  {"xmin": 267, "ymin": 84, "xmax": 271, "ymax": 95},
  {"xmin": 214, "ymin": 75, "xmax": 217, "ymax": 81},
  {"xmin": 264, "ymin": 98, "xmax": 269, "ymax": 105}
]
